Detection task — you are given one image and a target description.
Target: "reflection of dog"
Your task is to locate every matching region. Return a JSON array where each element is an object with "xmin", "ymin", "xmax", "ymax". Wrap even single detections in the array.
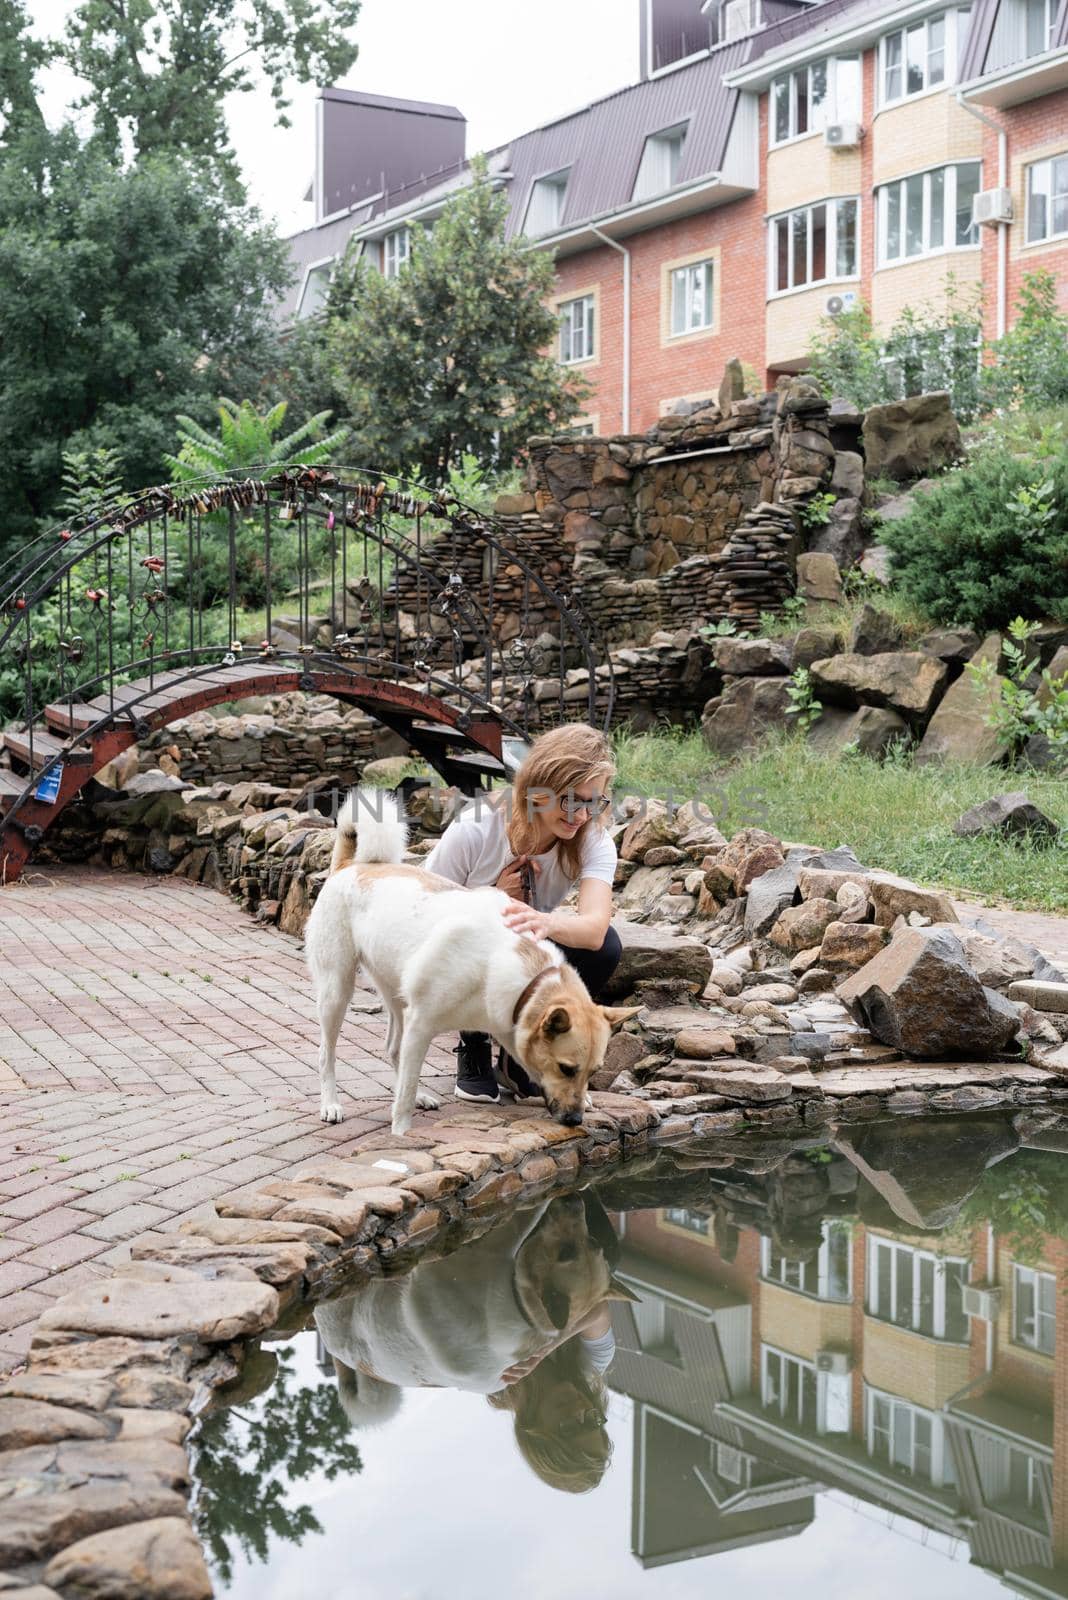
[
  {"xmin": 305, "ymin": 789, "xmax": 636, "ymax": 1133},
  {"xmin": 315, "ymin": 1192, "xmax": 634, "ymax": 1415}
]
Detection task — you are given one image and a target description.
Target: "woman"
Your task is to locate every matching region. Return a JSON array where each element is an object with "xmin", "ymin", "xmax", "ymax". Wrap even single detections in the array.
[{"xmin": 425, "ymin": 722, "xmax": 622, "ymax": 1104}]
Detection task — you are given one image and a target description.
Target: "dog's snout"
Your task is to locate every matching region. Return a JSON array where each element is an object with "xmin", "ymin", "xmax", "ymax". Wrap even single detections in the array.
[{"xmin": 559, "ymin": 1108, "xmax": 583, "ymax": 1127}]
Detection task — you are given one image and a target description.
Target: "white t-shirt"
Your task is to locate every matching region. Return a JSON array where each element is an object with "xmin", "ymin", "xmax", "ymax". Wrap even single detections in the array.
[{"xmin": 424, "ymin": 792, "xmax": 617, "ymax": 912}]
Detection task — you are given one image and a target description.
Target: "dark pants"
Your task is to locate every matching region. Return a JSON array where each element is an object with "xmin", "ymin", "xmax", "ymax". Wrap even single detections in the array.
[{"xmin": 459, "ymin": 924, "xmax": 623, "ymax": 1062}]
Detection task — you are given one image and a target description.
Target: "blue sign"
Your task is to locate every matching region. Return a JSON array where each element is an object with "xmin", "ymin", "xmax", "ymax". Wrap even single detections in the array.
[{"xmin": 33, "ymin": 762, "xmax": 63, "ymax": 804}]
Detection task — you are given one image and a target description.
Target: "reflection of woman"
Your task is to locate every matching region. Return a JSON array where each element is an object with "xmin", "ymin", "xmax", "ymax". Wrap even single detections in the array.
[
  {"xmin": 425, "ymin": 723, "xmax": 621, "ymax": 1103},
  {"xmin": 315, "ymin": 1192, "xmax": 630, "ymax": 1492}
]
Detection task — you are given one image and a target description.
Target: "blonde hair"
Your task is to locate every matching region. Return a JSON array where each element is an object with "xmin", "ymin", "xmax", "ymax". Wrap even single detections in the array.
[
  {"xmin": 507, "ymin": 723, "xmax": 615, "ymax": 881},
  {"xmin": 488, "ymin": 1341, "xmax": 611, "ymax": 1494}
]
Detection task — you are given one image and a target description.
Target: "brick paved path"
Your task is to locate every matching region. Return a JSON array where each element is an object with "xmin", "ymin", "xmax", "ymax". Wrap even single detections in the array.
[{"xmin": 0, "ymin": 867, "xmax": 455, "ymax": 1372}]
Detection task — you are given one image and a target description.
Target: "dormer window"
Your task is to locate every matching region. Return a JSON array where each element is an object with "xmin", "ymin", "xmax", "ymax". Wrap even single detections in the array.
[
  {"xmin": 723, "ymin": 0, "xmax": 762, "ymax": 41},
  {"xmin": 633, "ymin": 122, "xmax": 688, "ymax": 200},
  {"xmin": 383, "ymin": 228, "xmax": 411, "ymax": 278},
  {"xmin": 524, "ymin": 169, "xmax": 570, "ymax": 237},
  {"xmin": 296, "ymin": 260, "xmax": 333, "ymax": 320}
]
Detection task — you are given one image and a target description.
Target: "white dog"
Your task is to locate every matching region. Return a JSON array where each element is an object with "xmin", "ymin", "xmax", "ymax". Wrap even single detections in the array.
[{"xmin": 304, "ymin": 788, "xmax": 634, "ymax": 1134}]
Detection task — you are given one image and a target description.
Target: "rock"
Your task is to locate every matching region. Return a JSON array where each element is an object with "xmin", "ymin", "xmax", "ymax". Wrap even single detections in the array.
[
  {"xmin": 620, "ymin": 802, "xmax": 678, "ymax": 862},
  {"xmin": 618, "ymin": 864, "xmax": 676, "ymax": 913},
  {"xmin": 590, "ymin": 1031, "xmax": 648, "ymax": 1090},
  {"xmin": 711, "ymin": 637, "xmax": 791, "ymax": 676},
  {"xmin": 953, "ymin": 792, "xmax": 1060, "ymax": 844},
  {"xmin": 831, "ymin": 449, "xmax": 865, "ymax": 500},
  {"xmin": 744, "ymin": 861, "xmax": 802, "ymax": 937},
  {"xmin": 602, "ymin": 920, "xmax": 713, "ymax": 1000},
  {"xmin": 916, "ymin": 628, "xmax": 981, "ymax": 666},
  {"xmin": 769, "ymin": 898, "xmax": 840, "ymax": 953},
  {"xmin": 926, "ymin": 924, "xmax": 1033, "ymax": 990},
  {"xmin": 34, "ymin": 1277, "xmax": 278, "ymax": 1344},
  {"xmin": 790, "ymin": 946, "xmax": 824, "ymax": 974},
  {"xmin": 1007, "ymin": 981, "xmax": 1068, "ymax": 1014},
  {"xmin": 719, "ymin": 357, "xmax": 745, "ymax": 416},
  {"xmin": 703, "ymin": 828, "xmax": 783, "ymax": 900},
  {"xmin": 837, "ymin": 927, "xmax": 1022, "ymax": 1057},
  {"xmin": 796, "ymin": 552, "xmax": 842, "ymax": 603},
  {"xmin": 914, "ymin": 633, "xmax": 1008, "ymax": 766},
  {"xmin": 849, "ymin": 603, "xmax": 904, "ymax": 656},
  {"xmin": 674, "ymin": 1027, "xmax": 741, "ymax": 1058},
  {"xmin": 0, "ymin": 1400, "xmax": 110, "ymax": 1451},
  {"xmin": 810, "ymin": 652, "xmax": 947, "ymax": 720},
  {"xmin": 44, "ymin": 1517, "xmax": 212, "ymax": 1600},
  {"xmin": 835, "ymin": 881, "xmax": 870, "ymax": 922},
  {"xmin": 682, "ymin": 1066, "xmax": 794, "ymax": 1103},
  {"xmin": 798, "ymin": 967, "xmax": 835, "ymax": 993},
  {"xmin": 859, "ymin": 544, "xmax": 892, "ymax": 584},
  {"xmin": 798, "ymin": 865, "xmax": 873, "ymax": 899},
  {"xmin": 790, "ymin": 625, "xmax": 842, "ymax": 671},
  {"xmin": 839, "ymin": 1114, "xmax": 1019, "ymax": 1229},
  {"xmin": 820, "ymin": 921, "xmax": 891, "ymax": 970},
  {"xmin": 808, "ymin": 703, "xmax": 909, "ymax": 758},
  {"xmin": 743, "ymin": 982, "xmax": 799, "ymax": 1004},
  {"xmin": 868, "ymin": 875, "xmax": 957, "ymax": 928},
  {"xmin": 701, "ymin": 676, "xmax": 793, "ymax": 755},
  {"xmin": 361, "ymin": 756, "xmax": 416, "ymax": 788},
  {"xmin": 861, "ymin": 391, "xmax": 962, "ymax": 481},
  {"xmin": 812, "ymin": 497, "xmax": 865, "ymax": 569},
  {"xmin": 643, "ymin": 846, "xmax": 687, "ymax": 867}
]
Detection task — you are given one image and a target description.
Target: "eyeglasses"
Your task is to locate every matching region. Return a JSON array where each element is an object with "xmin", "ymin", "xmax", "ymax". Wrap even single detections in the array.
[{"xmin": 559, "ymin": 791, "xmax": 611, "ymax": 821}]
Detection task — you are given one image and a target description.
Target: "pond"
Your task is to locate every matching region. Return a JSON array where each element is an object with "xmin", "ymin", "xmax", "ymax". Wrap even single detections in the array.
[{"xmin": 191, "ymin": 1112, "xmax": 1068, "ymax": 1599}]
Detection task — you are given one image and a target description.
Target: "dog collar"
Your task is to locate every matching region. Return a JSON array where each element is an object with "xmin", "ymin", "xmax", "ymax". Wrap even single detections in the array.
[{"xmin": 511, "ymin": 965, "xmax": 558, "ymax": 1026}]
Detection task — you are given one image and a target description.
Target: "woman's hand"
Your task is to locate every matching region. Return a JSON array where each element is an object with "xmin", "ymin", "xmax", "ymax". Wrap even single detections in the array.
[
  {"xmin": 495, "ymin": 854, "xmax": 540, "ymax": 902},
  {"xmin": 501, "ymin": 900, "xmax": 552, "ymax": 940}
]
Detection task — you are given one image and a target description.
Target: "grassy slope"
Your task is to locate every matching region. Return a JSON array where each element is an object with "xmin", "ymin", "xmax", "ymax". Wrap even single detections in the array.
[{"xmin": 612, "ymin": 728, "xmax": 1068, "ymax": 912}]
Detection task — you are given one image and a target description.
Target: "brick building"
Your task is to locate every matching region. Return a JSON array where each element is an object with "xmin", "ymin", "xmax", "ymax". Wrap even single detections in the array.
[{"xmin": 282, "ymin": 0, "xmax": 1068, "ymax": 434}]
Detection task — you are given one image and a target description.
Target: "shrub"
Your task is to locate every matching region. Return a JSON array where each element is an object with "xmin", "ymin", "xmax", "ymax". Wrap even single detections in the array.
[
  {"xmin": 879, "ymin": 441, "xmax": 1068, "ymax": 631},
  {"xmin": 984, "ymin": 271, "xmax": 1068, "ymax": 411}
]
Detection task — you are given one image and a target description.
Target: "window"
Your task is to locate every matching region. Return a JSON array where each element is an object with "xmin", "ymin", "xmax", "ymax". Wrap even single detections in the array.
[
  {"xmin": 877, "ymin": 162, "xmax": 980, "ymax": 264},
  {"xmin": 1027, "ymin": 153, "xmax": 1068, "ymax": 243},
  {"xmin": 383, "ymin": 228, "xmax": 411, "ymax": 278},
  {"xmin": 762, "ymin": 1348, "xmax": 818, "ymax": 1426},
  {"xmin": 867, "ymin": 1238, "xmax": 969, "ymax": 1339},
  {"xmin": 771, "ymin": 55, "xmax": 861, "ymax": 143},
  {"xmin": 559, "ymin": 294, "xmax": 595, "ymax": 363},
  {"xmin": 723, "ymin": 0, "xmax": 762, "ymax": 40},
  {"xmin": 664, "ymin": 1206, "xmax": 711, "ymax": 1235},
  {"xmin": 770, "ymin": 198, "xmax": 858, "ymax": 293},
  {"xmin": 670, "ymin": 258, "xmax": 715, "ymax": 335},
  {"xmin": 1014, "ymin": 1264, "xmax": 1056, "ymax": 1355},
  {"xmin": 867, "ymin": 1389, "xmax": 956, "ymax": 1486},
  {"xmin": 979, "ymin": 1441, "xmax": 1049, "ymax": 1527},
  {"xmin": 296, "ymin": 260, "xmax": 333, "ymax": 319},
  {"xmin": 525, "ymin": 169, "xmax": 570, "ymax": 237},
  {"xmin": 633, "ymin": 122, "xmax": 688, "ymax": 200},
  {"xmin": 881, "ymin": 8, "xmax": 972, "ymax": 103},
  {"xmin": 1022, "ymin": 0, "xmax": 1055, "ymax": 53},
  {"xmin": 762, "ymin": 1220, "xmax": 853, "ymax": 1300}
]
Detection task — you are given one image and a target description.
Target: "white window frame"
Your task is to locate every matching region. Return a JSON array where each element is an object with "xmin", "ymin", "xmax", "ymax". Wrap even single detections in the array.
[
  {"xmin": 558, "ymin": 293, "xmax": 595, "ymax": 364},
  {"xmin": 1013, "ymin": 1263, "xmax": 1056, "ymax": 1355},
  {"xmin": 761, "ymin": 1345, "xmax": 819, "ymax": 1426},
  {"xmin": 879, "ymin": 7, "xmax": 972, "ymax": 106},
  {"xmin": 761, "ymin": 1219, "xmax": 853, "ymax": 1301},
  {"xmin": 295, "ymin": 255, "xmax": 335, "ymax": 320},
  {"xmin": 382, "ymin": 228, "xmax": 411, "ymax": 279},
  {"xmin": 865, "ymin": 1386, "xmax": 956, "ymax": 1487},
  {"xmin": 663, "ymin": 1205, "xmax": 711, "ymax": 1235},
  {"xmin": 761, "ymin": 1344, "xmax": 850, "ymax": 1435},
  {"xmin": 1020, "ymin": 0, "xmax": 1056, "ymax": 55},
  {"xmin": 524, "ymin": 169, "xmax": 570, "ymax": 237},
  {"xmin": 866, "ymin": 1236, "xmax": 970, "ymax": 1341},
  {"xmin": 768, "ymin": 197, "xmax": 860, "ymax": 296},
  {"xmin": 669, "ymin": 257, "xmax": 715, "ymax": 336},
  {"xmin": 633, "ymin": 122, "xmax": 688, "ymax": 201},
  {"xmin": 1026, "ymin": 152, "xmax": 1068, "ymax": 244},
  {"xmin": 770, "ymin": 55, "xmax": 862, "ymax": 146},
  {"xmin": 723, "ymin": 0, "xmax": 762, "ymax": 41},
  {"xmin": 876, "ymin": 161, "xmax": 981, "ymax": 266}
]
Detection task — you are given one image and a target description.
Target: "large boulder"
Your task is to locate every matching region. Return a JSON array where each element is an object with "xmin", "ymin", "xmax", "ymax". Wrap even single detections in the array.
[
  {"xmin": 868, "ymin": 874, "xmax": 958, "ymax": 927},
  {"xmin": 810, "ymin": 651, "xmax": 947, "ymax": 720},
  {"xmin": 837, "ymin": 927, "xmax": 1022, "ymax": 1057},
  {"xmin": 704, "ymin": 827, "xmax": 784, "ymax": 900},
  {"xmin": 914, "ymin": 633, "xmax": 1009, "ymax": 766},
  {"xmin": 711, "ymin": 637, "xmax": 791, "ymax": 676},
  {"xmin": 811, "ymin": 497, "xmax": 865, "ymax": 569},
  {"xmin": 769, "ymin": 897, "xmax": 840, "ymax": 953},
  {"xmin": 808, "ymin": 703, "xmax": 909, "ymax": 758},
  {"xmin": 603, "ymin": 919, "xmax": 713, "ymax": 1000},
  {"xmin": 701, "ymin": 676, "xmax": 792, "ymax": 756},
  {"xmin": 953, "ymin": 791, "xmax": 1059, "ymax": 844},
  {"xmin": 790, "ymin": 625, "xmax": 842, "ymax": 670},
  {"xmin": 848, "ymin": 603, "xmax": 904, "ymax": 657},
  {"xmin": 861, "ymin": 392, "xmax": 962, "ymax": 482},
  {"xmin": 916, "ymin": 627, "xmax": 981, "ymax": 667},
  {"xmin": 796, "ymin": 552, "xmax": 843, "ymax": 603}
]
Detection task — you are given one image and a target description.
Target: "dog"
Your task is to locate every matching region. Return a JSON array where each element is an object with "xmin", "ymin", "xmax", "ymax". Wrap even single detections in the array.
[{"xmin": 304, "ymin": 787, "xmax": 637, "ymax": 1134}]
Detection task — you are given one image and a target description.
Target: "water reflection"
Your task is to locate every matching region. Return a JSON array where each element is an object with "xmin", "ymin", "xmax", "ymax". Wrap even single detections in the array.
[{"xmin": 194, "ymin": 1111, "xmax": 1068, "ymax": 1597}]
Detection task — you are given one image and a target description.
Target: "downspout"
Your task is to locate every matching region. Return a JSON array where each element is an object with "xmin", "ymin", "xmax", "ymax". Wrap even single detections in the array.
[
  {"xmin": 957, "ymin": 90, "xmax": 1008, "ymax": 339},
  {"xmin": 589, "ymin": 225, "xmax": 631, "ymax": 433}
]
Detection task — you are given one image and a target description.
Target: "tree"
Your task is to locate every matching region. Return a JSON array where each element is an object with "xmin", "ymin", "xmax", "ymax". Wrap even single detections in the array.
[
  {"xmin": 0, "ymin": 131, "xmax": 292, "ymax": 560},
  {"xmin": 325, "ymin": 159, "xmax": 588, "ymax": 483},
  {"xmin": 984, "ymin": 270, "xmax": 1068, "ymax": 410},
  {"xmin": 60, "ymin": 0, "xmax": 361, "ymax": 196},
  {"xmin": 0, "ymin": 0, "xmax": 50, "ymax": 147}
]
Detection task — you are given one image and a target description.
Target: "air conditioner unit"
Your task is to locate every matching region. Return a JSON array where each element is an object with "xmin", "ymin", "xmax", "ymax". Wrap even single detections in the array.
[
  {"xmin": 972, "ymin": 187, "xmax": 1013, "ymax": 226},
  {"xmin": 962, "ymin": 1284, "xmax": 1002, "ymax": 1321},
  {"xmin": 825, "ymin": 121, "xmax": 861, "ymax": 149},
  {"xmin": 824, "ymin": 291, "xmax": 857, "ymax": 317},
  {"xmin": 816, "ymin": 1349, "xmax": 852, "ymax": 1375}
]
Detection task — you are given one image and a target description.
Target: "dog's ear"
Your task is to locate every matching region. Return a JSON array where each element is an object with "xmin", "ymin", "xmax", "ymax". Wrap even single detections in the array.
[
  {"xmin": 541, "ymin": 1005, "xmax": 571, "ymax": 1037},
  {"xmin": 600, "ymin": 1005, "xmax": 641, "ymax": 1031},
  {"xmin": 602, "ymin": 1274, "xmax": 641, "ymax": 1304},
  {"xmin": 543, "ymin": 1285, "xmax": 572, "ymax": 1331}
]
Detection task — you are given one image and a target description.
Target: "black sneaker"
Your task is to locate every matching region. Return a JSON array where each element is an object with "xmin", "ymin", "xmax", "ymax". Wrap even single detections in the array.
[
  {"xmin": 453, "ymin": 1035, "xmax": 500, "ymax": 1104},
  {"xmin": 496, "ymin": 1048, "xmax": 538, "ymax": 1101}
]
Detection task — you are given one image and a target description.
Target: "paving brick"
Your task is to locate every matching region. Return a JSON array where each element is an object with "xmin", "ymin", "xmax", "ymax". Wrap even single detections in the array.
[{"xmin": 76, "ymin": 1201, "xmax": 177, "ymax": 1242}]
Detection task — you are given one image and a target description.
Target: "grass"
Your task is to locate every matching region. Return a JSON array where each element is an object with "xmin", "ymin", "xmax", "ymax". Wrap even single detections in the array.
[
  {"xmin": 753, "ymin": 585, "xmax": 934, "ymax": 645},
  {"xmin": 612, "ymin": 726, "xmax": 1068, "ymax": 912}
]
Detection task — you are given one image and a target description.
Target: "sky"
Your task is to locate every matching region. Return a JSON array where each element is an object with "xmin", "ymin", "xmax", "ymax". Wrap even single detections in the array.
[{"xmin": 31, "ymin": 0, "xmax": 639, "ymax": 235}]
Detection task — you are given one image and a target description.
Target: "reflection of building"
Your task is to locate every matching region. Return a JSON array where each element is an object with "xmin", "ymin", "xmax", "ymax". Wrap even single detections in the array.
[{"xmin": 607, "ymin": 1151, "xmax": 1068, "ymax": 1594}]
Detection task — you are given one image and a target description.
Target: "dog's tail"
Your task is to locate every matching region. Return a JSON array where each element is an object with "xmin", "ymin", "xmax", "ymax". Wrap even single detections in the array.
[{"xmin": 330, "ymin": 785, "xmax": 409, "ymax": 875}]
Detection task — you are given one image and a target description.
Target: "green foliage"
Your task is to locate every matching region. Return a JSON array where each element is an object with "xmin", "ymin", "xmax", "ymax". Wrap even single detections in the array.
[
  {"xmin": 700, "ymin": 618, "xmax": 741, "ymax": 640},
  {"xmin": 967, "ymin": 616, "xmax": 1068, "ymax": 762},
  {"xmin": 784, "ymin": 666, "xmax": 823, "ymax": 732},
  {"xmin": 879, "ymin": 428, "xmax": 1068, "ymax": 631},
  {"xmin": 984, "ymin": 270, "xmax": 1068, "ymax": 410},
  {"xmin": 164, "ymin": 398, "xmax": 348, "ymax": 481},
  {"xmin": 58, "ymin": 447, "xmax": 127, "ymax": 526},
  {"xmin": 757, "ymin": 595, "xmax": 807, "ymax": 637},
  {"xmin": 952, "ymin": 1153, "xmax": 1068, "ymax": 1263},
  {"xmin": 798, "ymin": 491, "xmax": 836, "ymax": 530},
  {"xmin": 325, "ymin": 158, "xmax": 587, "ymax": 483},
  {"xmin": 807, "ymin": 303, "xmax": 895, "ymax": 411},
  {"xmin": 60, "ymin": 0, "xmax": 360, "ymax": 196}
]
